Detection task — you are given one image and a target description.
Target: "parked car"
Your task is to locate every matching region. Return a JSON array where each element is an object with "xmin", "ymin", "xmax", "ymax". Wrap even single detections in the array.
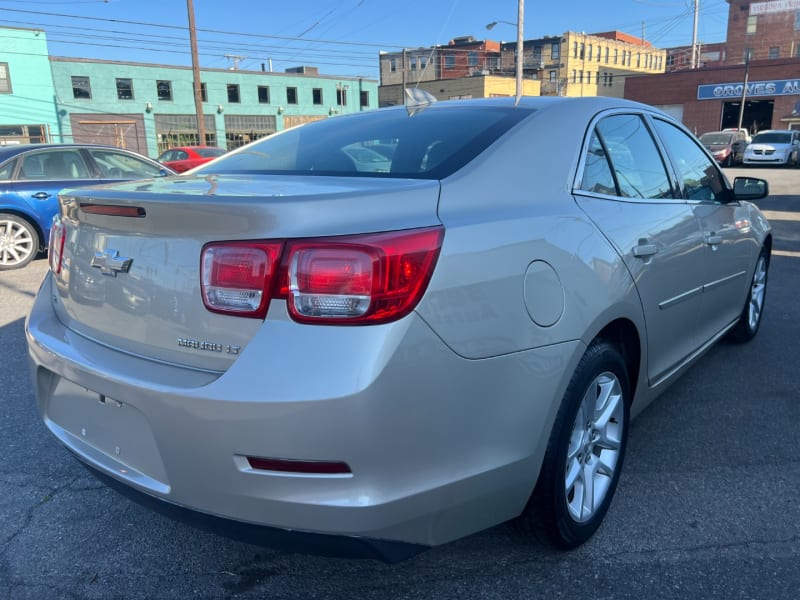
[
  {"xmin": 699, "ymin": 130, "xmax": 748, "ymax": 166},
  {"xmin": 156, "ymin": 146, "xmax": 227, "ymax": 173},
  {"xmin": 0, "ymin": 144, "xmax": 174, "ymax": 270},
  {"xmin": 27, "ymin": 97, "xmax": 771, "ymax": 561},
  {"xmin": 743, "ymin": 129, "xmax": 800, "ymax": 167},
  {"xmin": 721, "ymin": 127, "xmax": 752, "ymax": 143}
]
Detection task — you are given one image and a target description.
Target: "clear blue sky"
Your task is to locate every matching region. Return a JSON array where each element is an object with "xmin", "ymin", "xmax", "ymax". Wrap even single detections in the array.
[{"xmin": 0, "ymin": 0, "xmax": 731, "ymax": 78}]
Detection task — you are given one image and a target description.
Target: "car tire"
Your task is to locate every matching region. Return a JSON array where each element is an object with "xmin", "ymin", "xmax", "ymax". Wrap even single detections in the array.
[
  {"xmin": 0, "ymin": 213, "xmax": 40, "ymax": 271},
  {"xmin": 728, "ymin": 248, "xmax": 769, "ymax": 343},
  {"xmin": 519, "ymin": 340, "xmax": 630, "ymax": 549}
]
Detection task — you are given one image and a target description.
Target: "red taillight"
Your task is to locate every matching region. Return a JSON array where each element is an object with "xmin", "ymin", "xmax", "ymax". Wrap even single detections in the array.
[
  {"xmin": 200, "ymin": 227, "xmax": 443, "ymax": 324},
  {"xmin": 284, "ymin": 227, "xmax": 444, "ymax": 324},
  {"xmin": 201, "ymin": 242, "xmax": 283, "ymax": 318},
  {"xmin": 48, "ymin": 218, "xmax": 66, "ymax": 274}
]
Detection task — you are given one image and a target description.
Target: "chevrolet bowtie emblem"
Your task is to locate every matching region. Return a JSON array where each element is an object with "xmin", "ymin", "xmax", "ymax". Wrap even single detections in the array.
[{"xmin": 91, "ymin": 249, "xmax": 132, "ymax": 276}]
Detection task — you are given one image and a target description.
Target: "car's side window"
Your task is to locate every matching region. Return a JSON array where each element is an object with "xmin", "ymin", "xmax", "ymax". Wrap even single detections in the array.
[
  {"xmin": 21, "ymin": 150, "xmax": 91, "ymax": 180},
  {"xmin": 579, "ymin": 132, "xmax": 617, "ymax": 196},
  {"xmin": 590, "ymin": 114, "xmax": 673, "ymax": 199},
  {"xmin": 652, "ymin": 119, "xmax": 725, "ymax": 203},
  {"xmin": 175, "ymin": 150, "xmax": 188, "ymax": 160},
  {"xmin": 88, "ymin": 149, "xmax": 164, "ymax": 179},
  {"xmin": 0, "ymin": 159, "xmax": 14, "ymax": 180}
]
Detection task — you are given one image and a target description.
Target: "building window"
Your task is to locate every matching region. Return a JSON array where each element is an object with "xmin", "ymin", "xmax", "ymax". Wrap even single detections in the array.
[
  {"xmin": 746, "ymin": 15, "xmax": 757, "ymax": 34},
  {"xmin": 614, "ymin": 48, "xmax": 619, "ymax": 64},
  {"xmin": 608, "ymin": 74, "xmax": 613, "ymax": 86},
  {"xmin": 588, "ymin": 44, "xmax": 593, "ymax": 61},
  {"xmin": 420, "ymin": 56, "xmax": 428, "ymax": 69},
  {"xmin": 192, "ymin": 82, "xmax": 207, "ymax": 102},
  {"xmin": 795, "ymin": 9, "xmax": 800, "ymax": 30},
  {"xmin": 573, "ymin": 41, "xmax": 578, "ymax": 58},
  {"xmin": 468, "ymin": 51, "xmax": 478, "ymax": 67},
  {"xmin": 605, "ymin": 47, "xmax": 609, "ymax": 63},
  {"xmin": 390, "ymin": 58, "xmax": 397, "ymax": 72},
  {"xmin": 549, "ymin": 70, "xmax": 557, "ymax": 82},
  {"xmin": 312, "ymin": 88, "xmax": 323, "ymax": 105},
  {"xmin": 445, "ymin": 55, "xmax": 455, "ymax": 69},
  {"xmin": 572, "ymin": 70, "xmax": 577, "ymax": 83},
  {"xmin": 257, "ymin": 85, "xmax": 270, "ymax": 104},
  {"xmin": 768, "ymin": 46, "xmax": 780, "ymax": 59},
  {"xmin": 227, "ymin": 84, "xmax": 240, "ymax": 103},
  {"xmin": 596, "ymin": 46, "xmax": 601, "ymax": 61},
  {"xmin": 410, "ymin": 57, "xmax": 417, "ymax": 70},
  {"xmin": 286, "ymin": 87, "xmax": 298, "ymax": 104},
  {"xmin": 551, "ymin": 42, "xmax": 560, "ymax": 60},
  {"xmin": 71, "ymin": 76, "xmax": 91, "ymax": 99},
  {"xmin": 0, "ymin": 63, "xmax": 12, "ymax": 94},
  {"xmin": 156, "ymin": 80, "xmax": 172, "ymax": 101},
  {"xmin": 337, "ymin": 86, "xmax": 348, "ymax": 106},
  {"xmin": 744, "ymin": 48, "xmax": 754, "ymax": 62},
  {"xmin": 360, "ymin": 90, "xmax": 369, "ymax": 108},
  {"xmin": 115, "ymin": 78, "xmax": 134, "ymax": 100}
]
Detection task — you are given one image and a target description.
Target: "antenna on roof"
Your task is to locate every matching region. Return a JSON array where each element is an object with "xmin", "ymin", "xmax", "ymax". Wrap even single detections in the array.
[{"xmin": 404, "ymin": 87, "xmax": 437, "ymax": 116}]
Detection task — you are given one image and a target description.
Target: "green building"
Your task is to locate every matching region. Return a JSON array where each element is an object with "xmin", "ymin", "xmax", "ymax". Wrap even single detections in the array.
[{"xmin": 1, "ymin": 26, "xmax": 378, "ymax": 158}]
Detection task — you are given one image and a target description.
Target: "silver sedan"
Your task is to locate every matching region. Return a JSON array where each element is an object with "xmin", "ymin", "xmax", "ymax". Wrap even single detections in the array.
[{"xmin": 26, "ymin": 96, "xmax": 771, "ymax": 561}]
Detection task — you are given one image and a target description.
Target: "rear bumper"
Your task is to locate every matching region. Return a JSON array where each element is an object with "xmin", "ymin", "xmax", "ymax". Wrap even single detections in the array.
[
  {"xmin": 80, "ymin": 459, "xmax": 426, "ymax": 562},
  {"xmin": 26, "ymin": 273, "xmax": 581, "ymax": 551}
]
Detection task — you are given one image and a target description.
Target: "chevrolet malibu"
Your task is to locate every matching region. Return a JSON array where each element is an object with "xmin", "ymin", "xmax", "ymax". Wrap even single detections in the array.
[{"xmin": 26, "ymin": 97, "xmax": 771, "ymax": 562}]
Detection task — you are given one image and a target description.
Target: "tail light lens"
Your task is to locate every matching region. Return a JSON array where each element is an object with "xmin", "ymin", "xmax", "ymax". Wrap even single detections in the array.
[
  {"xmin": 284, "ymin": 228, "xmax": 444, "ymax": 324},
  {"xmin": 201, "ymin": 242, "xmax": 283, "ymax": 318},
  {"xmin": 200, "ymin": 227, "xmax": 443, "ymax": 325},
  {"xmin": 48, "ymin": 218, "xmax": 66, "ymax": 275}
]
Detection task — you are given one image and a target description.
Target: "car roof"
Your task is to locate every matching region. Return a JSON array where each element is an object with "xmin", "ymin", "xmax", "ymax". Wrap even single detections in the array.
[{"xmin": 0, "ymin": 143, "xmax": 145, "ymax": 161}]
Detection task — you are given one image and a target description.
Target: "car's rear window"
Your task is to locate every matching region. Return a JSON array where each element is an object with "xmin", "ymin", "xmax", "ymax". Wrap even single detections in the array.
[
  {"xmin": 700, "ymin": 133, "xmax": 733, "ymax": 145},
  {"xmin": 198, "ymin": 105, "xmax": 533, "ymax": 179}
]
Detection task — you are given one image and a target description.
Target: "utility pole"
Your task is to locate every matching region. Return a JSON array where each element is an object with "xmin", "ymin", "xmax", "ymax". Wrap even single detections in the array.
[
  {"xmin": 737, "ymin": 50, "xmax": 751, "ymax": 131},
  {"xmin": 187, "ymin": 0, "xmax": 206, "ymax": 146},
  {"xmin": 691, "ymin": 0, "xmax": 699, "ymax": 69}
]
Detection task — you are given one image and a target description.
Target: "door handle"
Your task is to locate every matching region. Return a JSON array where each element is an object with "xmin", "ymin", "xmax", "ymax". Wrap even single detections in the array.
[
  {"xmin": 632, "ymin": 243, "xmax": 658, "ymax": 258},
  {"xmin": 705, "ymin": 233, "xmax": 723, "ymax": 247},
  {"xmin": 31, "ymin": 192, "xmax": 52, "ymax": 200}
]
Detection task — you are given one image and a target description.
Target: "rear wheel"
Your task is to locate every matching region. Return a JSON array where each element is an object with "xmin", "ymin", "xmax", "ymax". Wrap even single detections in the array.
[
  {"xmin": 520, "ymin": 340, "xmax": 630, "ymax": 549},
  {"xmin": 728, "ymin": 248, "xmax": 769, "ymax": 343},
  {"xmin": 0, "ymin": 214, "xmax": 39, "ymax": 270}
]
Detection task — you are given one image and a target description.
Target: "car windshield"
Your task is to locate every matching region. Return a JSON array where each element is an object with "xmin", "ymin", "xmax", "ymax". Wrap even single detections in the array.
[
  {"xmin": 700, "ymin": 133, "xmax": 733, "ymax": 145},
  {"xmin": 194, "ymin": 147, "xmax": 227, "ymax": 158},
  {"xmin": 752, "ymin": 132, "xmax": 792, "ymax": 144},
  {"xmin": 197, "ymin": 105, "xmax": 533, "ymax": 179}
]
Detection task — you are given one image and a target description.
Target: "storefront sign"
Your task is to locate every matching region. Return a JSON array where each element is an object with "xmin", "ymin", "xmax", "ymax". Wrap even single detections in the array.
[
  {"xmin": 697, "ymin": 79, "xmax": 800, "ymax": 100},
  {"xmin": 750, "ymin": 0, "xmax": 800, "ymax": 15}
]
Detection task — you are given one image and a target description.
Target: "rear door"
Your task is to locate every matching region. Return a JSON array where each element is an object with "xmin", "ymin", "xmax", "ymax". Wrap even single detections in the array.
[
  {"xmin": 650, "ymin": 117, "xmax": 755, "ymax": 342},
  {"xmin": 574, "ymin": 112, "xmax": 707, "ymax": 385}
]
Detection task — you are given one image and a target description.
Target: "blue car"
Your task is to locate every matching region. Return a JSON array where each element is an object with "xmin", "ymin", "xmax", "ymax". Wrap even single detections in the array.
[{"xmin": 0, "ymin": 144, "xmax": 174, "ymax": 270}]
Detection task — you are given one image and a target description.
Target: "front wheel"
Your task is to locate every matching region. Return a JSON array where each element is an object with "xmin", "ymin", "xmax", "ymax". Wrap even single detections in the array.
[
  {"xmin": 521, "ymin": 340, "xmax": 630, "ymax": 549},
  {"xmin": 728, "ymin": 248, "xmax": 769, "ymax": 343},
  {"xmin": 0, "ymin": 214, "xmax": 39, "ymax": 270}
]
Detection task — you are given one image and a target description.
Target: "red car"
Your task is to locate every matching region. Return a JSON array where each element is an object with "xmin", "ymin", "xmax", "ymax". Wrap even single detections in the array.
[{"xmin": 156, "ymin": 146, "xmax": 226, "ymax": 173}]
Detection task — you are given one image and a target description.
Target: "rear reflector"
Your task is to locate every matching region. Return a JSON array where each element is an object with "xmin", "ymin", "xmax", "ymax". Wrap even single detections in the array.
[{"xmin": 246, "ymin": 456, "xmax": 352, "ymax": 475}]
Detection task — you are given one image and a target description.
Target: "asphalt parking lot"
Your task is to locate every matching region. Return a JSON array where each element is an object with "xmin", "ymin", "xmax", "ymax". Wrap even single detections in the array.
[{"xmin": 1, "ymin": 167, "xmax": 799, "ymax": 599}]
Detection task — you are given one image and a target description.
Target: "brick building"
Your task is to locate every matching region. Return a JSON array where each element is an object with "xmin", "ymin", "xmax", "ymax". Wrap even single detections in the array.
[{"xmin": 626, "ymin": 0, "xmax": 800, "ymax": 134}]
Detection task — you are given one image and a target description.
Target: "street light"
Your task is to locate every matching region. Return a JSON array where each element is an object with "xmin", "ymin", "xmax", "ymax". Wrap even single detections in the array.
[{"xmin": 485, "ymin": 0, "xmax": 524, "ymax": 104}]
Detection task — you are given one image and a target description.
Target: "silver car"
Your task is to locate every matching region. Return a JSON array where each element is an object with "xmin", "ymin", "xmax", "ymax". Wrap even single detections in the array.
[{"xmin": 27, "ymin": 97, "xmax": 771, "ymax": 561}]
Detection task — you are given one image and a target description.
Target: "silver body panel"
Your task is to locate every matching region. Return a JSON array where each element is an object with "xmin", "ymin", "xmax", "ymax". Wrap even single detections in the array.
[{"xmin": 27, "ymin": 97, "xmax": 771, "ymax": 548}]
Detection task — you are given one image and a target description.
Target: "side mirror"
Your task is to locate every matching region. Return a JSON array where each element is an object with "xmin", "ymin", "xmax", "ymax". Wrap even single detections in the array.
[{"xmin": 732, "ymin": 176, "xmax": 768, "ymax": 201}]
